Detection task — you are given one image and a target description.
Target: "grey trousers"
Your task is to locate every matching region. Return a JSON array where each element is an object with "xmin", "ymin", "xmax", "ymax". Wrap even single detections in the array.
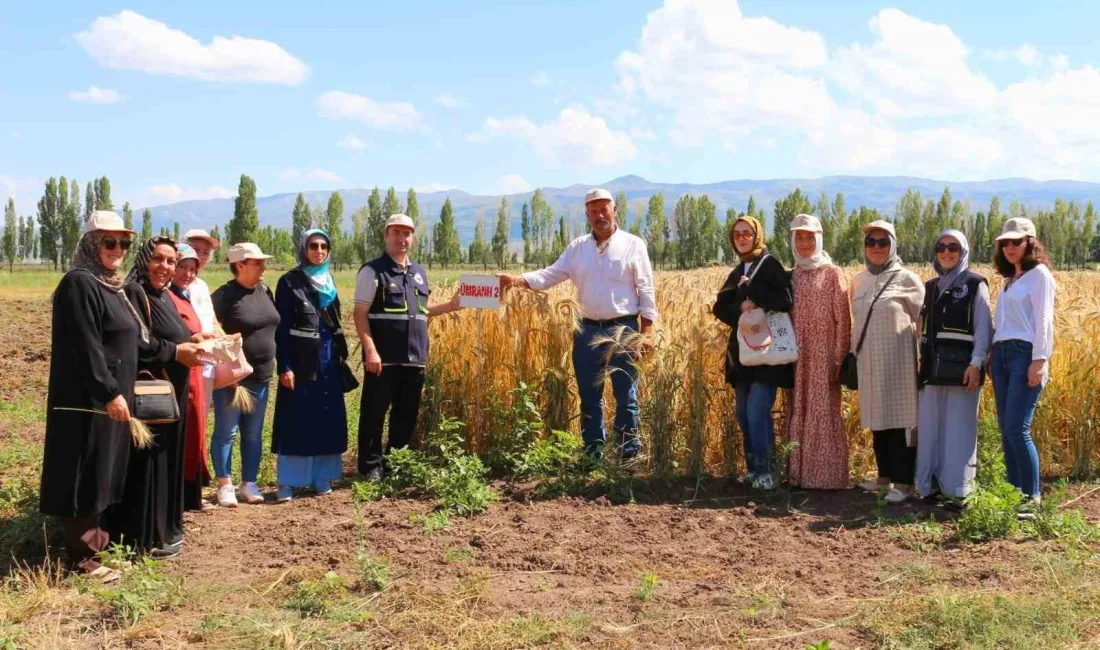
[{"xmin": 916, "ymin": 385, "xmax": 980, "ymax": 498}]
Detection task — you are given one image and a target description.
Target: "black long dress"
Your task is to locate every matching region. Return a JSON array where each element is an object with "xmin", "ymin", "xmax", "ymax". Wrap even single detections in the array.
[
  {"xmin": 103, "ymin": 282, "xmax": 191, "ymax": 552},
  {"xmin": 40, "ymin": 270, "xmax": 140, "ymax": 517}
]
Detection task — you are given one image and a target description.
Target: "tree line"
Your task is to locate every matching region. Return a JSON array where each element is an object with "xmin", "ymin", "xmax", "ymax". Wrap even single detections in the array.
[{"xmin": 5, "ymin": 175, "xmax": 1099, "ymax": 272}]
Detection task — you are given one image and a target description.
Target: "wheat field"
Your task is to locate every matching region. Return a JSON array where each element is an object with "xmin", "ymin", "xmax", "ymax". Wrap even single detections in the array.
[{"xmin": 423, "ymin": 266, "xmax": 1100, "ymax": 480}]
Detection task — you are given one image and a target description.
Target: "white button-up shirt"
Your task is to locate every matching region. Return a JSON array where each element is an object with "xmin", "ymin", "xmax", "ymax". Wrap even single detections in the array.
[
  {"xmin": 188, "ymin": 275, "xmax": 217, "ymax": 398},
  {"xmin": 993, "ymin": 264, "xmax": 1056, "ymax": 380},
  {"xmin": 522, "ymin": 228, "xmax": 658, "ymax": 322}
]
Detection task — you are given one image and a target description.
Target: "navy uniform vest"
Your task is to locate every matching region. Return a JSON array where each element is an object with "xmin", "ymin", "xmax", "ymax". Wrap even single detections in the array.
[
  {"xmin": 276, "ymin": 268, "xmax": 345, "ymax": 381},
  {"xmin": 364, "ymin": 254, "xmax": 430, "ymax": 366},
  {"xmin": 920, "ymin": 270, "xmax": 986, "ymax": 385}
]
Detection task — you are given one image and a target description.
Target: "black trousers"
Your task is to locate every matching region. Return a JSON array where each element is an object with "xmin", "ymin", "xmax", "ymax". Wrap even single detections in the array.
[
  {"xmin": 357, "ymin": 365, "xmax": 426, "ymax": 473},
  {"xmin": 872, "ymin": 428, "xmax": 916, "ymax": 485}
]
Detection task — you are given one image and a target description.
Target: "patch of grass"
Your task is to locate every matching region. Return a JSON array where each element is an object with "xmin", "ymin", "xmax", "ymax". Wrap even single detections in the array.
[
  {"xmin": 634, "ymin": 572, "xmax": 659, "ymax": 602},
  {"xmin": 92, "ymin": 556, "xmax": 184, "ymax": 627},
  {"xmin": 283, "ymin": 571, "xmax": 348, "ymax": 619},
  {"xmin": 411, "ymin": 510, "xmax": 452, "ymax": 534},
  {"xmin": 0, "ymin": 478, "xmax": 55, "ymax": 568},
  {"xmin": 354, "ymin": 554, "xmax": 390, "ymax": 593},
  {"xmin": 444, "ymin": 546, "xmax": 476, "ymax": 565},
  {"xmin": 862, "ymin": 590, "xmax": 1088, "ymax": 650}
]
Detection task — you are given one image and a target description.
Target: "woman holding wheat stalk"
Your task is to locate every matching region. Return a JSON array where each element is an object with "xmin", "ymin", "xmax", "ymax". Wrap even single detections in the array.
[
  {"xmin": 105, "ymin": 236, "xmax": 206, "ymax": 560},
  {"xmin": 40, "ymin": 211, "xmax": 147, "ymax": 582}
]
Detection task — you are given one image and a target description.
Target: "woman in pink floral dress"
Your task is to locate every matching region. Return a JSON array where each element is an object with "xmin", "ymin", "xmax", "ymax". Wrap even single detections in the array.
[{"xmin": 786, "ymin": 214, "xmax": 852, "ymax": 489}]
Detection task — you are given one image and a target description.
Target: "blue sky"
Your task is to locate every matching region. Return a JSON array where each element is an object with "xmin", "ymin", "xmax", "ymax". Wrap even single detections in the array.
[{"xmin": 2, "ymin": 0, "xmax": 1099, "ymax": 215}]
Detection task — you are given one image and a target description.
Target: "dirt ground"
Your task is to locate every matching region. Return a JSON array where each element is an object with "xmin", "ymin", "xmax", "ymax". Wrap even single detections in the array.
[{"xmin": 2, "ymin": 291, "xmax": 1098, "ymax": 649}]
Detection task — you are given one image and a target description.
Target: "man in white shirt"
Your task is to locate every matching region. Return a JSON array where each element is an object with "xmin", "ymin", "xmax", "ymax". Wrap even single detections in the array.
[
  {"xmin": 183, "ymin": 229, "xmax": 221, "ymax": 405},
  {"xmin": 499, "ymin": 188, "xmax": 658, "ymax": 460}
]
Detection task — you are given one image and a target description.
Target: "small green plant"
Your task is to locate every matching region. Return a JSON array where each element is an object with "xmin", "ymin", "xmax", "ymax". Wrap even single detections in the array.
[
  {"xmin": 957, "ymin": 479, "xmax": 1023, "ymax": 542},
  {"xmin": 443, "ymin": 546, "xmax": 475, "ymax": 564},
  {"xmin": 484, "ymin": 382, "xmax": 547, "ymax": 475},
  {"xmin": 634, "ymin": 572, "xmax": 659, "ymax": 602},
  {"xmin": 411, "ymin": 510, "xmax": 452, "ymax": 534},
  {"xmin": 354, "ymin": 554, "xmax": 390, "ymax": 593},
  {"xmin": 805, "ymin": 641, "xmax": 832, "ymax": 650},
  {"xmin": 94, "ymin": 557, "xmax": 182, "ymax": 626},
  {"xmin": 516, "ymin": 429, "xmax": 583, "ymax": 479},
  {"xmin": 284, "ymin": 571, "xmax": 347, "ymax": 618}
]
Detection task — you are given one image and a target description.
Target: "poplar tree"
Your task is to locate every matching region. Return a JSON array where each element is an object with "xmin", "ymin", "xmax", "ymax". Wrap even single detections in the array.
[
  {"xmin": 37, "ymin": 177, "xmax": 60, "ymax": 269},
  {"xmin": 520, "ymin": 202, "xmax": 531, "ymax": 268},
  {"xmin": 141, "ymin": 209, "xmax": 153, "ymax": 243},
  {"xmin": 291, "ymin": 192, "xmax": 311, "ymax": 245},
  {"xmin": 228, "ymin": 174, "xmax": 259, "ymax": 244},
  {"xmin": 433, "ymin": 198, "xmax": 460, "ymax": 268},
  {"xmin": 3, "ymin": 198, "xmax": 15, "ymax": 271},
  {"xmin": 95, "ymin": 176, "xmax": 113, "ymax": 210},
  {"xmin": 367, "ymin": 187, "xmax": 384, "ymax": 258},
  {"xmin": 491, "ymin": 197, "xmax": 510, "ymax": 269},
  {"xmin": 325, "ymin": 191, "xmax": 345, "ymax": 268},
  {"xmin": 644, "ymin": 193, "xmax": 666, "ymax": 268},
  {"xmin": 122, "ymin": 203, "xmax": 135, "ymax": 264},
  {"xmin": 85, "ymin": 181, "xmax": 96, "ymax": 220},
  {"xmin": 772, "ymin": 188, "xmax": 812, "ymax": 265},
  {"xmin": 470, "ymin": 213, "xmax": 488, "ymax": 270},
  {"xmin": 406, "ymin": 188, "xmax": 423, "ymax": 260}
]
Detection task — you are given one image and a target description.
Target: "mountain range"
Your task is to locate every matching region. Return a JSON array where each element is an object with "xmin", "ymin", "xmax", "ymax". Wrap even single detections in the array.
[{"xmin": 145, "ymin": 175, "xmax": 1100, "ymax": 245}]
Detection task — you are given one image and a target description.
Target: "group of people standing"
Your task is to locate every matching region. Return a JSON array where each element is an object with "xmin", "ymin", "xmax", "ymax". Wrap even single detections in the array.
[
  {"xmin": 39, "ymin": 187, "xmax": 1057, "ymax": 582},
  {"xmin": 714, "ymin": 211, "xmax": 1055, "ymax": 514},
  {"xmin": 40, "ymin": 210, "xmax": 459, "ymax": 582}
]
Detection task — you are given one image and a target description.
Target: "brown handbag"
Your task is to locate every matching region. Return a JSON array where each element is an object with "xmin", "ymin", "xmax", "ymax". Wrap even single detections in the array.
[{"xmin": 133, "ymin": 370, "xmax": 179, "ymax": 424}]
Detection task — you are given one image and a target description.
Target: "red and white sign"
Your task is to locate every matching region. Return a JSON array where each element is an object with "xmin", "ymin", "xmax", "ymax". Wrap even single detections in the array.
[{"xmin": 458, "ymin": 274, "xmax": 502, "ymax": 309}]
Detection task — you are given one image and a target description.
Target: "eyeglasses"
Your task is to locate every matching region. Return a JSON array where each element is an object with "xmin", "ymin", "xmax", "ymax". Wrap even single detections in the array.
[
  {"xmin": 732, "ymin": 231, "xmax": 755, "ymax": 241},
  {"xmin": 102, "ymin": 238, "xmax": 132, "ymax": 251},
  {"xmin": 1000, "ymin": 238, "xmax": 1026, "ymax": 249},
  {"xmin": 935, "ymin": 243, "xmax": 962, "ymax": 254},
  {"xmin": 864, "ymin": 236, "xmax": 892, "ymax": 249},
  {"xmin": 308, "ymin": 242, "xmax": 330, "ymax": 251}
]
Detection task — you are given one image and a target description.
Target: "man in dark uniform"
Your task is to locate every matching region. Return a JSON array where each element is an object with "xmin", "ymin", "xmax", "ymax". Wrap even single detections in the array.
[{"xmin": 353, "ymin": 214, "xmax": 462, "ymax": 480}]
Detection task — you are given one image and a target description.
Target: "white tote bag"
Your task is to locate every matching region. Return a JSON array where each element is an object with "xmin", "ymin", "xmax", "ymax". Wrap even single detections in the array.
[{"xmin": 736, "ymin": 256, "xmax": 799, "ymax": 367}]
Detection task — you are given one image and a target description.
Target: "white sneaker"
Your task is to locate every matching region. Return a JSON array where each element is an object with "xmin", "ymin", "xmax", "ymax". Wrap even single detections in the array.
[
  {"xmin": 752, "ymin": 473, "xmax": 777, "ymax": 491},
  {"xmin": 275, "ymin": 485, "xmax": 294, "ymax": 502},
  {"xmin": 859, "ymin": 480, "xmax": 888, "ymax": 493},
  {"xmin": 885, "ymin": 488, "xmax": 912, "ymax": 504},
  {"xmin": 216, "ymin": 483, "xmax": 238, "ymax": 508},
  {"xmin": 240, "ymin": 482, "xmax": 264, "ymax": 504}
]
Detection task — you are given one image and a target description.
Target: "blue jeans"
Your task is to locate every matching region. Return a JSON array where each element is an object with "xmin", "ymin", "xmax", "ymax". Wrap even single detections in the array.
[
  {"xmin": 735, "ymin": 382, "xmax": 778, "ymax": 476},
  {"xmin": 990, "ymin": 340, "xmax": 1043, "ymax": 498},
  {"xmin": 573, "ymin": 317, "xmax": 641, "ymax": 456},
  {"xmin": 211, "ymin": 378, "xmax": 270, "ymax": 483}
]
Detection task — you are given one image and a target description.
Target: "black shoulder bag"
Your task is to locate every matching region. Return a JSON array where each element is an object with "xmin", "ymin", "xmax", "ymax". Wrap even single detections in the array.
[
  {"xmin": 133, "ymin": 291, "xmax": 180, "ymax": 423},
  {"xmin": 839, "ymin": 271, "xmax": 898, "ymax": 390},
  {"xmin": 318, "ymin": 304, "xmax": 360, "ymax": 393}
]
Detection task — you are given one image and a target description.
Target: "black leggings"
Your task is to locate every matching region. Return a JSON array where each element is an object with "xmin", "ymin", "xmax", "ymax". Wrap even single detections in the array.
[{"xmin": 873, "ymin": 428, "xmax": 915, "ymax": 485}]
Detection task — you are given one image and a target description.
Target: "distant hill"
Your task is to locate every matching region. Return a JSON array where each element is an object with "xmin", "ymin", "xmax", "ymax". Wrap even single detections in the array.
[{"xmin": 145, "ymin": 175, "xmax": 1100, "ymax": 245}]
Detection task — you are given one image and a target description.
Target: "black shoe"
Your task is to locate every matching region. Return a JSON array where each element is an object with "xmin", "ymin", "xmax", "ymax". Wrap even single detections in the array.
[
  {"xmin": 150, "ymin": 544, "xmax": 181, "ymax": 560},
  {"xmin": 365, "ymin": 467, "xmax": 384, "ymax": 483}
]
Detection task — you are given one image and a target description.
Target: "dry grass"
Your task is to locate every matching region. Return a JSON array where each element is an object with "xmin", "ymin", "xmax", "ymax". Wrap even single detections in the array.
[{"xmin": 425, "ymin": 266, "xmax": 1100, "ymax": 479}]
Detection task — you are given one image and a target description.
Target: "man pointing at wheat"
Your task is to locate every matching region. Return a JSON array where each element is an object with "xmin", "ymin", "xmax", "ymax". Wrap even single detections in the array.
[{"xmin": 498, "ymin": 188, "xmax": 658, "ymax": 461}]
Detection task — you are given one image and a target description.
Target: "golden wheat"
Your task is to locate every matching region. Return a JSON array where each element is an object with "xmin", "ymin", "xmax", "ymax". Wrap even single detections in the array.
[{"xmin": 423, "ymin": 266, "xmax": 1100, "ymax": 479}]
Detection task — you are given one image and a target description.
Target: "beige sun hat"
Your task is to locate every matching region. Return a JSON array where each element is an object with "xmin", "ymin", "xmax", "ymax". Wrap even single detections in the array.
[
  {"xmin": 226, "ymin": 242, "xmax": 273, "ymax": 263},
  {"xmin": 85, "ymin": 210, "xmax": 136, "ymax": 235}
]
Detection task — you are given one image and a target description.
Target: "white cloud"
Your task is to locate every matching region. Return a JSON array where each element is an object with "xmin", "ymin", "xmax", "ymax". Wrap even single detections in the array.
[
  {"xmin": 337, "ymin": 134, "xmax": 366, "ymax": 151},
  {"xmin": 433, "ymin": 93, "xmax": 468, "ymax": 108},
  {"xmin": 413, "ymin": 183, "xmax": 454, "ymax": 193},
  {"xmin": 616, "ymin": 0, "xmax": 833, "ymax": 149},
  {"xmin": 0, "ymin": 175, "xmax": 42, "ymax": 215},
  {"xmin": 75, "ymin": 10, "xmax": 308, "ymax": 85},
  {"xmin": 278, "ymin": 168, "xmax": 301, "ymax": 182},
  {"xmin": 830, "ymin": 9, "xmax": 997, "ymax": 118},
  {"xmin": 316, "ymin": 91, "xmax": 428, "ymax": 133},
  {"xmin": 531, "ymin": 72, "xmax": 552, "ymax": 87},
  {"xmin": 146, "ymin": 183, "xmax": 235, "ymax": 204},
  {"xmin": 491, "ymin": 174, "xmax": 532, "ymax": 195},
  {"xmin": 630, "ymin": 127, "xmax": 658, "ymax": 141},
  {"xmin": 68, "ymin": 86, "xmax": 124, "ymax": 104},
  {"xmin": 477, "ymin": 107, "xmax": 638, "ymax": 166}
]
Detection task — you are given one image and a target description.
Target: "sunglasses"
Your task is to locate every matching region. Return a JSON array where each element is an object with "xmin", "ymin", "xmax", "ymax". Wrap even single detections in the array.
[
  {"xmin": 732, "ymin": 231, "xmax": 755, "ymax": 241},
  {"xmin": 864, "ymin": 236, "xmax": 892, "ymax": 249},
  {"xmin": 1000, "ymin": 238, "xmax": 1027, "ymax": 249},
  {"xmin": 308, "ymin": 242, "xmax": 330, "ymax": 251},
  {"xmin": 102, "ymin": 237, "xmax": 132, "ymax": 251},
  {"xmin": 935, "ymin": 243, "xmax": 962, "ymax": 254}
]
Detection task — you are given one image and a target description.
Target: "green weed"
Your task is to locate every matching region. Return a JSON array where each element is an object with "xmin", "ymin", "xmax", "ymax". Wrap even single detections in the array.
[
  {"xmin": 634, "ymin": 572, "xmax": 659, "ymax": 602},
  {"xmin": 283, "ymin": 571, "xmax": 347, "ymax": 618},
  {"xmin": 93, "ymin": 556, "xmax": 183, "ymax": 626}
]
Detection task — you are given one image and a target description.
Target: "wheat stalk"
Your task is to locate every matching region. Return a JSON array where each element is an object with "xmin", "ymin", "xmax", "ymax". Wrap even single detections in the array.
[{"xmin": 52, "ymin": 407, "xmax": 155, "ymax": 449}]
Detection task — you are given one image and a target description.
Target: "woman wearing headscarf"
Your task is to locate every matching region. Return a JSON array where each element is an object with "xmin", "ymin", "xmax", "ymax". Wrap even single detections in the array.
[
  {"xmin": 850, "ymin": 220, "xmax": 925, "ymax": 504},
  {"xmin": 785, "ymin": 215, "xmax": 852, "ymax": 490},
  {"xmin": 166, "ymin": 243, "xmax": 214, "ymax": 511},
  {"xmin": 712, "ymin": 216, "xmax": 794, "ymax": 491},
  {"xmin": 915, "ymin": 230, "xmax": 992, "ymax": 506},
  {"xmin": 106, "ymin": 236, "xmax": 204, "ymax": 559},
  {"xmin": 272, "ymin": 229, "xmax": 349, "ymax": 501},
  {"xmin": 41, "ymin": 212, "xmax": 144, "ymax": 582}
]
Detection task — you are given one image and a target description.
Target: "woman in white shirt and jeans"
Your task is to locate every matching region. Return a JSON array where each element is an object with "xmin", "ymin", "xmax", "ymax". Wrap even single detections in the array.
[{"xmin": 990, "ymin": 217, "xmax": 1056, "ymax": 513}]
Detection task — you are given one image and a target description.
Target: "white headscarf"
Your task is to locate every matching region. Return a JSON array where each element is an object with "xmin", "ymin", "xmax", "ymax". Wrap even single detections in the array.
[{"xmin": 790, "ymin": 214, "xmax": 833, "ymax": 270}]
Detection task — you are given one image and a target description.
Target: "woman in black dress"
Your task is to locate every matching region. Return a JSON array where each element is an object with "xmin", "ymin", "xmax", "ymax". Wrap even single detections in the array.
[
  {"xmin": 40, "ymin": 211, "xmax": 145, "ymax": 582},
  {"xmin": 105, "ymin": 236, "xmax": 204, "ymax": 559}
]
